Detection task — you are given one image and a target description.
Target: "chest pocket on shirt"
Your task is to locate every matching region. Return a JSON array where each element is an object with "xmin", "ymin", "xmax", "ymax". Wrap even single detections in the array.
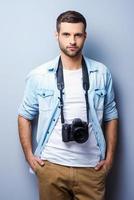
[
  {"xmin": 94, "ymin": 88, "xmax": 106, "ymax": 110},
  {"xmin": 38, "ymin": 89, "xmax": 54, "ymax": 111}
]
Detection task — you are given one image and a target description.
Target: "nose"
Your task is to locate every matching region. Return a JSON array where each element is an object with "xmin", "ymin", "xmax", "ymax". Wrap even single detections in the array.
[{"xmin": 70, "ymin": 36, "xmax": 76, "ymax": 45}]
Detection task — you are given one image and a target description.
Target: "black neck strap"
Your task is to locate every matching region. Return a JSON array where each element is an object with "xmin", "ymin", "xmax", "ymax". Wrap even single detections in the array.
[{"xmin": 56, "ymin": 56, "xmax": 90, "ymax": 124}]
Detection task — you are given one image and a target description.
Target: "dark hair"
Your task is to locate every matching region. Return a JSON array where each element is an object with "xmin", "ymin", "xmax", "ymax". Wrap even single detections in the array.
[{"xmin": 56, "ymin": 10, "xmax": 87, "ymax": 32}]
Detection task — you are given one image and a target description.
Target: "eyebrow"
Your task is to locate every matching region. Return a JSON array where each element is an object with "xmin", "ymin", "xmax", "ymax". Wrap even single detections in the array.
[
  {"xmin": 61, "ymin": 32, "xmax": 70, "ymax": 35},
  {"xmin": 61, "ymin": 32, "xmax": 83, "ymax": 35}
]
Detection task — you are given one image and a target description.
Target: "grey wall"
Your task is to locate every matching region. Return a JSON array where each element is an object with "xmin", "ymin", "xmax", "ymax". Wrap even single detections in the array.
[{"xmin": 0, "ymin": 0, "xmax": 133, "ymax": 199}]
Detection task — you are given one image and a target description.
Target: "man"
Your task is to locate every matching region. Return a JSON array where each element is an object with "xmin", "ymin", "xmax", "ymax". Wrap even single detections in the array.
[{"xmin": 18, "ymin": 10, "xmax": 118, "ymax": 200}]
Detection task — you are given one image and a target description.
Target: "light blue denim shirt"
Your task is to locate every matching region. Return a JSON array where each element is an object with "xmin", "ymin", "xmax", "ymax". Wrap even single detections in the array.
[{"xmin": 18, "ymin": 55, "xmax": 118, "ymax": 160}]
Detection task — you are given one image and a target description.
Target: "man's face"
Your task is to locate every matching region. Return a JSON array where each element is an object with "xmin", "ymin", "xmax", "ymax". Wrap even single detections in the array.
[{"xmin": 56, "ymin": 22, "xmax": 87, "ymax": 57}]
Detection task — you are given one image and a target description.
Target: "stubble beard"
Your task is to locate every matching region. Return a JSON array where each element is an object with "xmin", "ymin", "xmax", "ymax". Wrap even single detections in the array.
[{"xmin": 58, "ymin": 42, "xmax": 83, "ymax": 58}]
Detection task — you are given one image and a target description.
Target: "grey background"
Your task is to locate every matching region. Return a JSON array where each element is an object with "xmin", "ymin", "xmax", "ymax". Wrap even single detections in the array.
[{"xmin": 0, "ymin": 0, "xmax": 133, "ymax": 199}]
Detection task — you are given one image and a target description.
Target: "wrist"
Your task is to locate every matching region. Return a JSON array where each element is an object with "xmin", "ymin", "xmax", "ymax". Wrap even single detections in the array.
[
  {"xmin": 25, "ymin": 151, "xmax": 33, "ymax": 161},
  {"xmin": 105, "ymin": 157, "xmax": 114, "ymax": 165}
]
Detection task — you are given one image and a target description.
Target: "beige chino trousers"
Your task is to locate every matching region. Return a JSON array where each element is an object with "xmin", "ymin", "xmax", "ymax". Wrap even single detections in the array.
[{"xmin": 35, "ymin": 160, "xmax": 107, "ymax": 200}]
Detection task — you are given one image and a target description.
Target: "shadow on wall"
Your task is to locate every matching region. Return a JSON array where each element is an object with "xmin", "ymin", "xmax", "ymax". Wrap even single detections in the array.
[
  {"xmin": 106, "ymin": 88, "xmax": 122, "ymax": 200},
  {"xmin": 106, "ymin": 121, "xmax": 122, "ymax": 200}
]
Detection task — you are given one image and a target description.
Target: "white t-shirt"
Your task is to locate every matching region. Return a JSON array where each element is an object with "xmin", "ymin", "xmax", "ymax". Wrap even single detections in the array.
[{"xmin": 41, "ymin": 67, "xmax": 100, "ymax": 167}]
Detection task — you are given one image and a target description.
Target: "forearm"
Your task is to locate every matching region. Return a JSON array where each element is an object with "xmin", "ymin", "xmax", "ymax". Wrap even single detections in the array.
[
  {"xmin": 18, "ymin": 115, "xmax": 45, "ymax": 171},
  {"xmin": 104, "ymin": 119, "xmax": 118, "ymax": 163},
  {"xmin": 18, "ymin": 115, "xmax": 33, "ymax": 159}
]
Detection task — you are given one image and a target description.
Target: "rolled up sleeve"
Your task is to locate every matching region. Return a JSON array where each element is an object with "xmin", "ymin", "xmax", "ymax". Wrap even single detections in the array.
[
  {"xmin": 103, "ymin": 70, "xmax": 118, "ymax": 122},
  {"xmin": 18, "ymin": 75, "xmax": 39, "ymax": 120}
]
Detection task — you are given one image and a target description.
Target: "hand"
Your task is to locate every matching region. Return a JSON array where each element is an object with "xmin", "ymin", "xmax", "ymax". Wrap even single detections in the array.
[
  {"xmin": 94, "ymin": 159, "xmax": 113, "ymax": 174},
  {"xmin": 26, "ymin": 153, "xmax": 45, "ymax": 172}
]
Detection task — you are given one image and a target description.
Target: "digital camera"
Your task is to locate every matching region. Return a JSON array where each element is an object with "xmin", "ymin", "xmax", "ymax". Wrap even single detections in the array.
[{"xmin": 62, "ymin": 118, "xmax": 89, "ymax": 143}]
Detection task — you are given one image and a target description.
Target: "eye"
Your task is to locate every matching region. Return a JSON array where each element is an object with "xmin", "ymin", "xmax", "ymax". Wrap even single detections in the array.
[
  {"xmin": 62, "ymin": 33, "xmax": 70, "ymax": 37},
  {"xmin": 75, "ymin": 33, "xmax": 83, "ymax": 38}
]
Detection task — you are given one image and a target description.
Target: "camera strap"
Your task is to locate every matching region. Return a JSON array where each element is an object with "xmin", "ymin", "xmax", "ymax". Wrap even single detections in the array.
[{"xmin": 56, "ymin": 56, "xmax": 90, "ymax": 124}]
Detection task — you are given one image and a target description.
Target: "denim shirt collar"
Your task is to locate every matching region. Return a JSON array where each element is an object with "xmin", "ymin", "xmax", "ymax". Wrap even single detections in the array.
[{"xmin": 47, "ymin": 55, "xmax": 98, "ymax": 74}]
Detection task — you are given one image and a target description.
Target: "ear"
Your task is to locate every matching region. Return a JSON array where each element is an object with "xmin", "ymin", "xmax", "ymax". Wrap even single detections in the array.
[
  {"xmin": 84, "ymin": 32, "xmax": 87, "ymax": 39},
  {"xmin": 55, "ymin": 31, "xmax": 59, "ymax": 40}
]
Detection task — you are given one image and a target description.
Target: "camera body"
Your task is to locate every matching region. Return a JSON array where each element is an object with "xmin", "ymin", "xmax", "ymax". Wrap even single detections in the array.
[{"xmin": 62, "ymin": 118, "xmax": 89, "ymax": 143}]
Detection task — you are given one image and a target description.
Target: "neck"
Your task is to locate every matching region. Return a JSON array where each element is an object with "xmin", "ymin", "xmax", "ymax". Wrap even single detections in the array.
[{"xmin": 60, "ymin": 52, "xmax": 82, "ymax": 70}]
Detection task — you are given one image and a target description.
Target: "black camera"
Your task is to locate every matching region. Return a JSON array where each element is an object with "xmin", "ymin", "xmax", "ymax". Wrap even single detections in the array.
[{"xmin": 62, "ymin": 118, "xmax": 89, "ymax": 143}]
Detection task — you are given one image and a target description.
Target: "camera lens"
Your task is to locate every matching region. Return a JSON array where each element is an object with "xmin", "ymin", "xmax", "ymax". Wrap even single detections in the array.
[{"xmin": 73, "ymin": 127, "xmax": 89, "ymax": 143}]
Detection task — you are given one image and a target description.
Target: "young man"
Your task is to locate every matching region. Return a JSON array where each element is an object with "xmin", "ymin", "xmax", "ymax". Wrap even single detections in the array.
[{"xmin": 18, "ymin": 10, "xmax": 118, "ymax": 200}]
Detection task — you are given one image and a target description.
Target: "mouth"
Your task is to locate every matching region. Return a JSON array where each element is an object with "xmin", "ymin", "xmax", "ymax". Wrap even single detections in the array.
[{"xmin": 67, "ymin": 46, "xmax": 78, "ymax": 51}]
